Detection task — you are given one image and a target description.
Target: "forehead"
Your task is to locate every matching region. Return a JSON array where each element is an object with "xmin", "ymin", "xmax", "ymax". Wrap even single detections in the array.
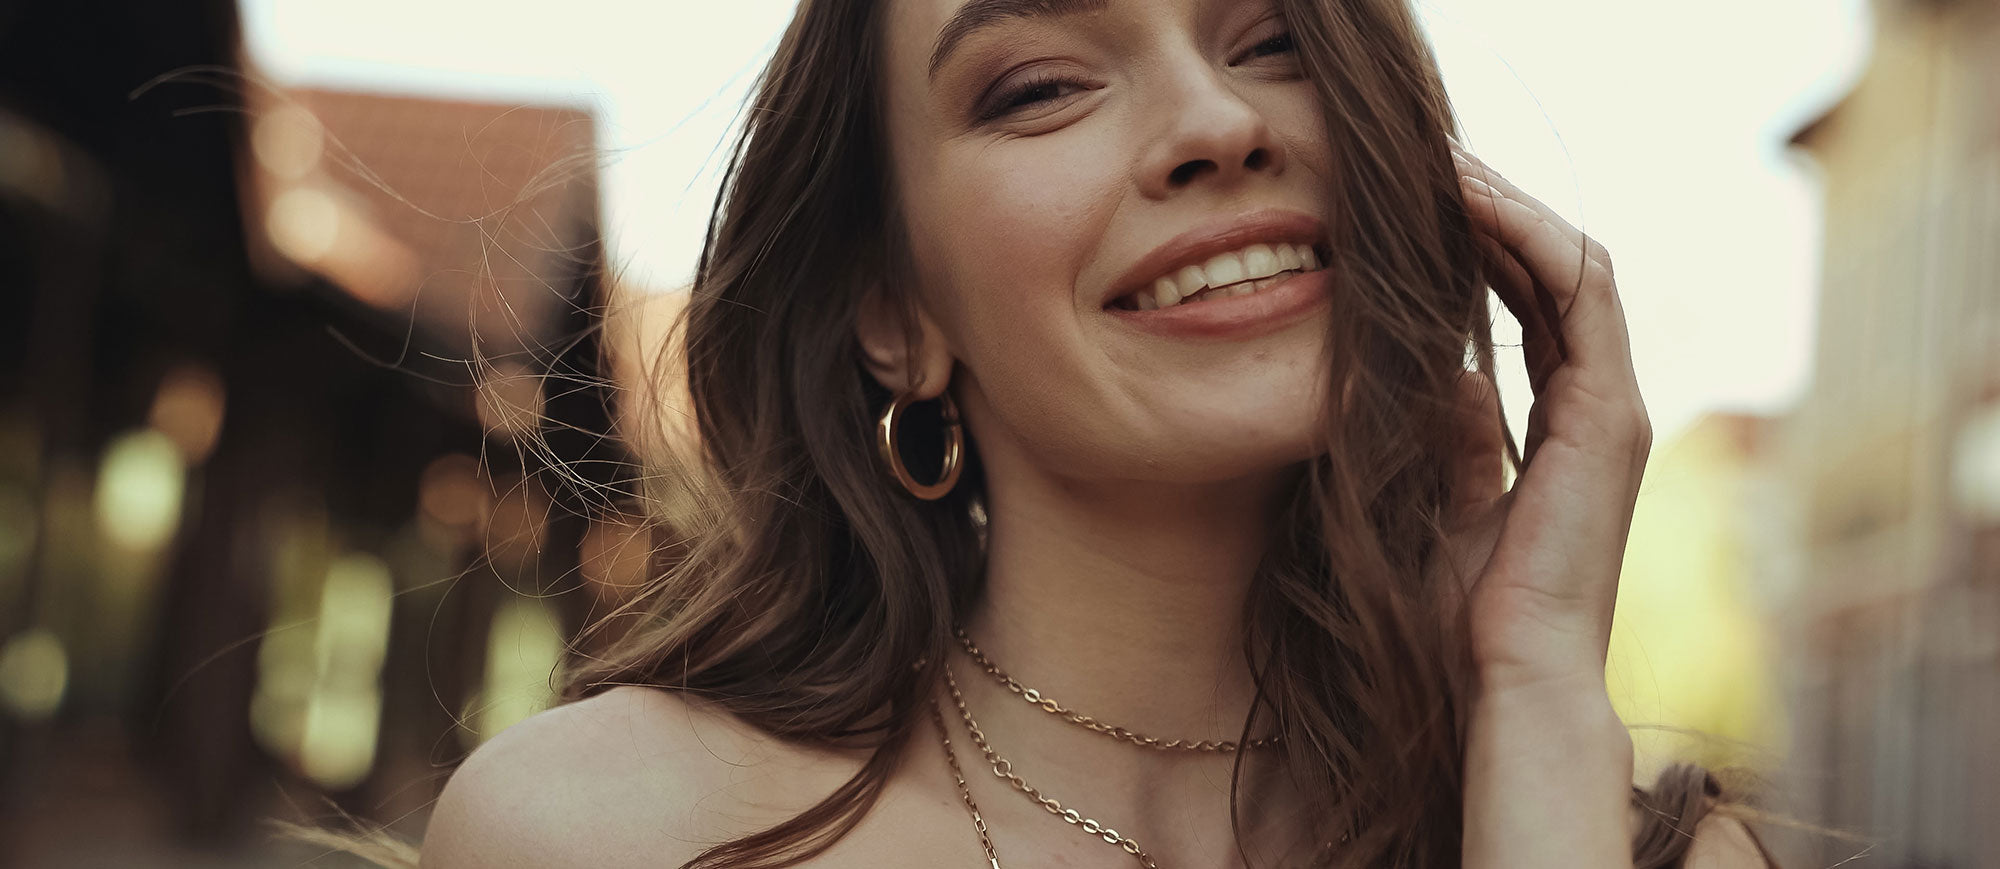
[
  {"xmin": 881, "ymin": 0, "xmax": 1116, "ymax": 79},
  {"xmin": 887, "ymin": 0, "xmax": 956, "ymax": 43}
]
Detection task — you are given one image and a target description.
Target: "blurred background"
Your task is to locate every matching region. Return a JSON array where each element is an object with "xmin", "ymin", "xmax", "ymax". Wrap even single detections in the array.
[{"xmin": 0, "ymin": 0, "xmax": 1993, "ymax": 866}]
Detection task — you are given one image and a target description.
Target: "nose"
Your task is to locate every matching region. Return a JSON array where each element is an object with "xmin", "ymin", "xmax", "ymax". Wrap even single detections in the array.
[{"xmin": 1136, "ymin": 65, "xmax": 1287, "ymax": 200}]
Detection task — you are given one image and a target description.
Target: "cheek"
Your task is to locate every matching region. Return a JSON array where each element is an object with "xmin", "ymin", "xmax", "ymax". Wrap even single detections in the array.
[
  {"xmin": 921, "ymin": 156, "xmax": 1131, "ymax": 466},
  {"xmin": 920, "ymin": 142, "xmax": 1121, "ymax": 322},
  {"xmin": 906, "ymin": 137, "xmax": 1124, "ymax": 395},
  {"xmin": 1273, "ymin": 92, "xmax": 1335, "ymax": 187}
]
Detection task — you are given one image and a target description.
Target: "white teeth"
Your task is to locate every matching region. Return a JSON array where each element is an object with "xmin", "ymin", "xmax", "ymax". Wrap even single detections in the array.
[
  {"xmin": 1123, "ymin": 241, "xmax": 1325, "ymax": 310},
  {"xmin": 1202, "ymin": 251, "xmax": 1247, "ymax": 287},
  {"xmin": 1242, "ymin": 244, "xmax": 1277, "ymax": 278},
  {"xmin": 1276, "ymin": 244, "xmax": 1302, "ymax": 271},
  {"xmin": 1175, "ymin": 265, "xmax": 1207, "ymax": 295}
]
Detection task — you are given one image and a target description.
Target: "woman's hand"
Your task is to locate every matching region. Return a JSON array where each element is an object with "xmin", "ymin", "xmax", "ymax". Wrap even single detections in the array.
[
  {"xmin": 1437, "ymin": 139, "xmax": 1649, "ymax": 869},
  {"xmin": 1443, "ymin": 140, "xmax": 1651, "ymax": 696}
]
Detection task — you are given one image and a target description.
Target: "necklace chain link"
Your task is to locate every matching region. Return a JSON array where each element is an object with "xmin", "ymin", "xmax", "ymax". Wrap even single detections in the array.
[
  {"xmin": 933, "ymin": 628, "xmax": 1347, "ymax": 868},
  {"xmin": 954, "ymin": 628, "xmax": 1280, "ymax": 753},
  {"xmin": 930, "ymin": 699, "xmax": 1003, "ymax": 869},
  {"xmin": 942, "ymin": 663, "xmax": 1161, "ymax": 868}
]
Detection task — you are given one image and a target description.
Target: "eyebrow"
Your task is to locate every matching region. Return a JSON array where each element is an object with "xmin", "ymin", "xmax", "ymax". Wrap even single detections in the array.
[{"xmin": 927, "ymin": 0, "xmax": 1110, "ymax": 80}]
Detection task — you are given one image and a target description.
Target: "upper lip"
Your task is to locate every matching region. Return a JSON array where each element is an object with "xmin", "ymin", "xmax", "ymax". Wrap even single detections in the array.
[{"xmin": 1103, "ymin": 209, "xmax": 1328, "ymax": 308}]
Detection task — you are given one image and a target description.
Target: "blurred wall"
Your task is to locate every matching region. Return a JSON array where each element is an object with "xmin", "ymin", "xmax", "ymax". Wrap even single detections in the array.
[{"xmin": 1775, "ymin": 0, "xmax": 2000, "ymax": 865}]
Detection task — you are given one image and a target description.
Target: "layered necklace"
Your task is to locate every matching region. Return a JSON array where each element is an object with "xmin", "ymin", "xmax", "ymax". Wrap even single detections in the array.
[{"xmin": 932, "ymin": 627, "xmax": 1342, "ymax": 868}]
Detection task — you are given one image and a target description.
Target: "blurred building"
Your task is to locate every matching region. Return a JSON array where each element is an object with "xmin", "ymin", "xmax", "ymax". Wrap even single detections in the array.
[
  {"xmin": 1607, "ymin": 411, "xmax": 1790, "ymax": 784},
  {"xmin": 1775, "ymin": 0, "xmax": 2000, "ymax": 865},
  {"xmin": 0, "ymin": 1, "xmax": 628, "ymax": 864}
]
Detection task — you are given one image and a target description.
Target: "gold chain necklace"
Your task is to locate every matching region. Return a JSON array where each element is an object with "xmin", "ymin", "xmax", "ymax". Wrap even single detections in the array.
[
  {"xmin": 941, "ymin": 663, "xmax": 1161, "ymax": 868},
  {"xmin": 929, "ymin": 699, "xmax": 1003, "ymax": 869},
  {"xmin": 932, "ymin": 631, "xmax": 1349, "ymax": 867},
  {"xmin": 954, "ymin": 628, "xmax": 1281, "ymax": 753}
]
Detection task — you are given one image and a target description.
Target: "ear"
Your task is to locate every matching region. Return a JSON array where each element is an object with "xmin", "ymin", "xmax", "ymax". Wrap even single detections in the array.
[{"xmin": 856, "ymin": 283, "xmax": 955, "ymax": 399}]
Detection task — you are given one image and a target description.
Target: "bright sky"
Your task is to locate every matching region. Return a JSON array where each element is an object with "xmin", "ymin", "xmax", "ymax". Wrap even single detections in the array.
[{"xmin": 237, "ymin": 0, "xmax": 1871, "ymax": 447}]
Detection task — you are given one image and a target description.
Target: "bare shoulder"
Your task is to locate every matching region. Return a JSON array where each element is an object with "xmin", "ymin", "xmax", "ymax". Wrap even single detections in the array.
[
  {"xmin": 420, "ymin": 686, "xmax": 861, "ymax": 869},
  {"xmin": 1626, "ymin": 800, "xmax": 1774, "ymax": 869},
  {"xmin": 1685, "ymin": 813, "xmax": 1773, "ymax": 868}
]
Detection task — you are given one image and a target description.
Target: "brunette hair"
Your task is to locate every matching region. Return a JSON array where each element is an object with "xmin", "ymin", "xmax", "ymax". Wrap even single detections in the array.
[{"xmin": 304, "ymin": 0, "xmax": 1785, "ymax": 866}]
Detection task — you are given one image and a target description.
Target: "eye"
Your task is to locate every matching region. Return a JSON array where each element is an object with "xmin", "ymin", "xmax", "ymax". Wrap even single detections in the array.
[
  {"xmin": 979, "ymin": 72, "xmax": 1090, "ymax": 121},
  {"xmin": 1249, "ymin": 32, "xmax": 1295, "ymax": 59},
  {"xmin": 1229, "ymin": 27, "xmax": 1300, "ymax": 68}
]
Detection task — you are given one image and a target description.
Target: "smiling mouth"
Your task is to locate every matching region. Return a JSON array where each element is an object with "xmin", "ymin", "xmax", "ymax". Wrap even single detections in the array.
[{"xmin": 1110, "ymin": 241, "xmax": 1327, "ymax": 311}]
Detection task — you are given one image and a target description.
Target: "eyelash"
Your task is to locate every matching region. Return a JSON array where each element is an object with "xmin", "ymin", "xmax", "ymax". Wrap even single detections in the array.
[
  {"xmin": 980, "ymin": 70, "xmax": 1084, "ymax": 121},
  {"xmin": 1246, "ymin": 32, "xmax": 1296, "ymax": 59},
  {"xmin": 977, "ymin": 30, "xmax": 1299, "ymax": 123}
]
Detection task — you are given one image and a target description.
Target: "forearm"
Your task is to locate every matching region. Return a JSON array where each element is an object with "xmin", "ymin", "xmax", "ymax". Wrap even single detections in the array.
[{"xmin": 1462, "ymin": 677, "xmax": 1635, "ymax": 869}]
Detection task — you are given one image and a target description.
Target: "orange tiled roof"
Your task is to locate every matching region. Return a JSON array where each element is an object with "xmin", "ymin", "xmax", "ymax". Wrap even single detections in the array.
[{"xmin": 252, "ymin": 84, "xmax": 603, "ymax": 355}]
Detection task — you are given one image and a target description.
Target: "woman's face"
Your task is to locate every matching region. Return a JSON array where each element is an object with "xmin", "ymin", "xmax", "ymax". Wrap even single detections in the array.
[{"xmin": 876, "ymin": 0, "xmax": 1338, "ymax": 485}]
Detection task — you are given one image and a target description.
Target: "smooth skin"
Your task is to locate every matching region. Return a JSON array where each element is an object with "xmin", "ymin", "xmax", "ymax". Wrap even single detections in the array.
[{"xmin": 421, "ymin": 1, "xmax": 1771, "ymax": 866}]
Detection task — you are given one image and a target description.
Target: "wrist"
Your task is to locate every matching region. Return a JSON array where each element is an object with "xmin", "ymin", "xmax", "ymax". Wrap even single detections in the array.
[
  {"xmin": 1468, "ymin": 675, "xmax": 1634, "ymax": 811},
  {"xmin": 1463, "ymin": 674, "xmax": 1635, "ymax": 869},
  {"xmin": 1470, "ymin": 678, "xmax": 1630, "ymax": 756},
  {"xmin": 1474, "ymin": 659, "xmax": 1616, "ymax": 705}
]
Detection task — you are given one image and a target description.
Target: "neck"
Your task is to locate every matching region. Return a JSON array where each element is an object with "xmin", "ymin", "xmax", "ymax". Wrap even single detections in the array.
[
  {"xmin": 939, "ymin": 434, "xmax": 1312, "ymax": 865},
  {"xmin": 963, "ymin": 462, "xmax": 1294, "ymax": 747}
]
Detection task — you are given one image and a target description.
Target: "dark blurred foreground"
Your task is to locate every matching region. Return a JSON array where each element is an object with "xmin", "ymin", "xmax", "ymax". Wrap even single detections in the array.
[{"xmin": 0, "ymin": 0, "xmax": 643, "ymax": 865}]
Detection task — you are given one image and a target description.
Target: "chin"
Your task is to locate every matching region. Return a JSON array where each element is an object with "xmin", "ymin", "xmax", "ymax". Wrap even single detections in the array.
[
  {"xmin": 1079, "ymin": 403, "xmax": 1325, "ymax": 485},
  {"xmin": 957, "ymin": 341, "xmax": 1331, "ymax": 487},
  {"xmin": 1160, "ymin": 431, "xmax": 1321, "ymax": 484}
]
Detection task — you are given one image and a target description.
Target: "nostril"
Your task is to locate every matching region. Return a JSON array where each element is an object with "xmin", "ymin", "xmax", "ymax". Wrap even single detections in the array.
[
  {"xmin": 1168, "ymin": 159, "xmax": 1215, "ymax": 187},
  {"xmin": 1243, "ymin": 148, "xmax": 1269, "ymax": 171}
]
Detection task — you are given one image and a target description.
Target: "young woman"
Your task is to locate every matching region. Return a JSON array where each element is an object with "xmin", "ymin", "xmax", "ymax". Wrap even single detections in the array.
[{"xmin": 406, "ymin": 0, "xmax": 1782, "ymax": 866}]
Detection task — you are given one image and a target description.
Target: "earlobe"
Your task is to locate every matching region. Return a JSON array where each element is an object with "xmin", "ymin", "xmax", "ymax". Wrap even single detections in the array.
[{"xmin": 855, "ymin": 284, "xmax": 955, "ymax": 399}]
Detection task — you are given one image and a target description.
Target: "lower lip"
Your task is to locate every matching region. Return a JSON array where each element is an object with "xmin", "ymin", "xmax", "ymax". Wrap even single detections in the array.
[{"xmin": 1104, "ymin": 268, "xmax": 1333, "ymax": 340}]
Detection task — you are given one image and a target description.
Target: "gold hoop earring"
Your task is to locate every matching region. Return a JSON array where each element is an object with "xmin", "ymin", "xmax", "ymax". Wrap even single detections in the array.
[{"xmin": 876, "ymin": 391, "xmax": 963, "ymax": 501}]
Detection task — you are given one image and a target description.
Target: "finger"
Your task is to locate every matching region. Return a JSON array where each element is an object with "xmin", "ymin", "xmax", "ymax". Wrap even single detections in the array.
[
  {"xmin": 1456, "ymin": 173, "xmax": 1630, "ymax": 381},
  {"xmin": 1452, "ymin": 168, "xmax": 1565, "ymax": 371},
  {"xmin": 1457, "ymin": 180, "xmax": 1557, "ymax": 468},
  {"xmin": 1469, "ymin": 232, "xmax": 1561, "ymax": 398},
  {"xmin": 1446, "ymin": 369, "xmax": 1507, "ymax": 524},
  {"xmin": 1451, "ymin": 146, "xmax": 1613, "ymax": 277},
  {"xmin": 1450, "ymin": 145, "xmax": 1610, "ymax": 324}
]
